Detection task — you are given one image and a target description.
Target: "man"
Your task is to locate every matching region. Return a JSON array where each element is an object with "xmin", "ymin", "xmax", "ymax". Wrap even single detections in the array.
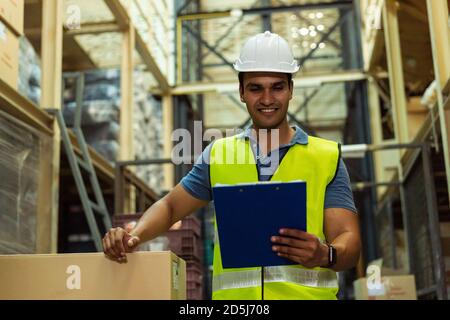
[{"xmin": 103, "ymin": 31, "xmax": 361, "ymax": 300}]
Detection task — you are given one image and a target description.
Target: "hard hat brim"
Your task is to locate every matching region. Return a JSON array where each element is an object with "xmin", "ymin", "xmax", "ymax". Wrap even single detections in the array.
[{"xmin": 233, "ymin": 65, "xmax": 300, "ymax": 74}]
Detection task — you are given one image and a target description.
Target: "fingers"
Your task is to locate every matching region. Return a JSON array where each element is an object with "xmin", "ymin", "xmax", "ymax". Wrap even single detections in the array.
[
  {"xmin": 127, "ymin": 236, "xmax": 140, "ymax": 249},
  {"xmin": 108, "ymin": 229, "xmax": 122, "ymax": 258},
  {"xmin": 272, "ymin": 245, "xmax": 309, "ymax": 260},
  {"xmin": 103, "ymin": 228, "xmax": 128, "ymax": 263},
  {"xmin": 103, "ymin": 233, "xmax": 117, "ymax": 261},
  {"xmin": 271, "ymin": 235, "xmax": 310, "ymax": 250},
  {"xmin": 278, "ymin": 228, "xmax": 313, "ymax": 241},
  {"xmin": 273, "ymin": 245, "xmax": 315, "ymax": 267},
  {"xmin": 114, "ymin": 229, "xmax": 127, "ymax": 257},
  {"xmin": 271, "ymin": 229, "xmax": 322, "ymax": 268}
]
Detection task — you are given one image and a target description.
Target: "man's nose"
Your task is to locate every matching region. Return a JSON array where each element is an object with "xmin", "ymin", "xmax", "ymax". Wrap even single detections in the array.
[{"xmin": 260, "ymin": 89, "xmax": 275, "ymax": 106}]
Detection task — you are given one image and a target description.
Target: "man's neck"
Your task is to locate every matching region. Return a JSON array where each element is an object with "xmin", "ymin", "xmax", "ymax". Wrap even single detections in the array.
[{"xmin": 251, "ymin": 121, "xmax": 295, "ymax": 155}]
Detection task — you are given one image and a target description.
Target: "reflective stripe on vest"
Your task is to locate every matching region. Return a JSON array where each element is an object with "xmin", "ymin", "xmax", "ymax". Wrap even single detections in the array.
[{"xmin": 213, "ymin": 267, "xmax": 338, "ymax": 292}]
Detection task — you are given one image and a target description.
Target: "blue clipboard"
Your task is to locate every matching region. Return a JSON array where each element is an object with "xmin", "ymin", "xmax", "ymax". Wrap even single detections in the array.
[{"xmin": 212, "ymin": 180, "xmax": 306, "ymax": 268}]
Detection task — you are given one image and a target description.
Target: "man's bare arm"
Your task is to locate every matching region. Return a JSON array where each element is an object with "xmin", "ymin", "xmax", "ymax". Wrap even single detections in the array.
[
  {"xmin": 131, "ymin": 184, "xmax": 208, "ymax": 243},
  {"xmin": 323, "ymin": 208, "xmax": 361, "ymax": 272},
  {"xmin": 103, "ymin": 184, "xmax": 208, "ymax": 262}
]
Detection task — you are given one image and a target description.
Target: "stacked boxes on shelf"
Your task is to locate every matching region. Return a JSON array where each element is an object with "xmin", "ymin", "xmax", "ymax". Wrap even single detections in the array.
[
  {"xmin": 0, "ymin": 0, "xmax": 24, "ymax": 90},
  {"xmin": 18, "ymin": 36, "xmax": 41, "ymax": 105},
  {"xmin": 133, "ymin": 70, "xmax": 164, "ymax": 194},
  {"xmin": 166, "ymin": 215, "xmax": 204, "ymax": 300},
  {"xmin": 0, "ymin": 110, "xmax": 43, "ymax": 254},
  {"xmin": 63, "ymin": 69, "xmax": 121, "ymax": 164},
  {"xmin": 62, "ymin": 68, "xmax": 164, "ymax": 193}
]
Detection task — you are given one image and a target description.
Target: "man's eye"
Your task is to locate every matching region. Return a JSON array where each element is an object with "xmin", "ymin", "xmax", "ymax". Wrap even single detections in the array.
[
  {"xmin": 273, "ymin": 86, "xmax": 284, "ymax": 90},
  {"xmin": 249, "ymin": 87, "xmax": 261, "ymax": 91}
]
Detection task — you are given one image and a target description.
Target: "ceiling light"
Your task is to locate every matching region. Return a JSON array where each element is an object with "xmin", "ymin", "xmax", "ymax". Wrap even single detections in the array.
[
  {"xmin": 230, "ymin": 9, "xmax": 243, "ymax": 18},
  {"xmin": 308, "ymin": 12, "xmax": 315, "ymax": 19},
  {"xmin": 299, "ymin": 28, "xmax": 309, "ymax": 36},
  {"xmin": 316, "ymin": 12, "xmax": 324, "ymax": 19},
  {"xmin": 309, "ymin": 25, "xmax": 315, "ymax": 31},
  {"xmin": 319, "ymin": 42, "xmax": 326, "ymax": 49},
  {"xmin": 317, "ymin": 24, "xmax": 325, "ymax": 31},
  {"xmin": 310, "ymin": 43, "xmax": 317, "ymax": 49},
  {"xmin": 310, "ymin": 30, "xmax": 317, "ymax": 37}
]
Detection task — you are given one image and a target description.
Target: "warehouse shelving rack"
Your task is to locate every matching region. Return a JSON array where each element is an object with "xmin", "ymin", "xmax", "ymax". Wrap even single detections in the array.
[
  {"xmin": 353, "ymin": 140, "xmax": 448, "ymax": 299},
  {"xmin": 359, "ymin": 0, "xmax": 450, "ymax": 299},
  {"xmin": 0, "ymin": 0, "xmax": 177, "ymax": 253},
  {"xmin": 360, "ymin": 0, "xmax": 450, "ymax": 204}
]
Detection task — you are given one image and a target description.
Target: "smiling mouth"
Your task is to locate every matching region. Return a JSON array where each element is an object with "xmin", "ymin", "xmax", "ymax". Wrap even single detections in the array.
[{"xmin": 258, "ymin": 108, "xmax": 279, "ymax": 114}]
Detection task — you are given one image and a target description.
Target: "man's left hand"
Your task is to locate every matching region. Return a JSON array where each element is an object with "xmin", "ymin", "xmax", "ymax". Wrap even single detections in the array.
[{"xmin": 271, "ymin": 228, "xmax": 329, "ymax": 268}]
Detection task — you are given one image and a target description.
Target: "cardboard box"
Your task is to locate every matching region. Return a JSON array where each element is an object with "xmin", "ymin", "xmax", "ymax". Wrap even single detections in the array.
[
  {"xmin": 353, "ymin": 260, "xmax": 417, "ymax": 300},
  {"xmin": 0, "ymin": 0, "xmax": 24, "ymax": 35},
  {"xmin": 353, "ymin": 275, "xmax": 417, "ymax": 300},
  {"xmin": 0, "ymin": 251, "xmax": 186, "ymax": 300},
  {"xmin": 0, "ymin": 20, "xmax": 19, "ymax": 89}
]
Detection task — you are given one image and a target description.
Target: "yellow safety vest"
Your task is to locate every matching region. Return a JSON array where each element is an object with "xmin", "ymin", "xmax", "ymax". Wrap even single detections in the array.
[{"xmin": 210, "ymin": 134, "xmax": 340, "ymax": 300}]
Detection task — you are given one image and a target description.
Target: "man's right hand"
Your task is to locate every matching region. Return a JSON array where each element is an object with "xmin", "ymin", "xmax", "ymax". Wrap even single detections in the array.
[{"xmin": 102, "ymin": 227, "xmax": 140, "ymax": 263}]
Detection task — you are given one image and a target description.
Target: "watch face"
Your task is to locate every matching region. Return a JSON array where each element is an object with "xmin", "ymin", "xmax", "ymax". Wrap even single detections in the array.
[{"xmin": 330, "ymin": 246, "xmax": 337, "ymax": 265}]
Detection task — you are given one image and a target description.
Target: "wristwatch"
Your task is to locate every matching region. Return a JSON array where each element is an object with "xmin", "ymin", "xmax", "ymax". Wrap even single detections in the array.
[{"xmin": 325, "ymin": 243, "xmax": 337, "ymax": 268}]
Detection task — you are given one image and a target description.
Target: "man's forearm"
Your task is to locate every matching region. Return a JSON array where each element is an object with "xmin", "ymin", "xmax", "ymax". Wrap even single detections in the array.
[
  {"xmin": 329, "ymin": 231, "xmax": 361, "ymax": 272},
  {"xmin": 129, "ymin": 199, "xmax": 174, "ymax": 243}
]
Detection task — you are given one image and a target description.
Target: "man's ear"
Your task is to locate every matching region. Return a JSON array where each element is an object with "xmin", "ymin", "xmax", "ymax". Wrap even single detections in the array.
[{"xmin": 239, "ymin": 87, "xmax": 245, "ymax": 102}]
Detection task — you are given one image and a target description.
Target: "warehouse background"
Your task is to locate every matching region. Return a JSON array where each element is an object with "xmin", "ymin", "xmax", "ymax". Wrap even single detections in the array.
[{"xmin": 0, "ymin": 0, "xmax": 449, "ymax": 300}]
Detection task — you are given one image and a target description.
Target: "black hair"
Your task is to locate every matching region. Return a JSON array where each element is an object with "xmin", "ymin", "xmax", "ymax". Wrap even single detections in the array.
[{"xmin": 238, "ymin": 72, "xmax": 292, "ymax": 91}]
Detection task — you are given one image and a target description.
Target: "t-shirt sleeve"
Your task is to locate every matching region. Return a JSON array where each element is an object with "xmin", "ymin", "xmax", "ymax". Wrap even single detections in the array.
[
  {"xmin": 180, "ymin": 142, "xmax": 213, "ymax": 201},
  {"xmin": 324, "ymin": 158, "xmax": 357, "ymax": 213}
]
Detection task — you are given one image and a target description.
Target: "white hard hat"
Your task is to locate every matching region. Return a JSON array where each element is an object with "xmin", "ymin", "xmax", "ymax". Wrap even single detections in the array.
[{"xmin": 234, "ymin": 31, "xmax": 300, "ymax": 74}]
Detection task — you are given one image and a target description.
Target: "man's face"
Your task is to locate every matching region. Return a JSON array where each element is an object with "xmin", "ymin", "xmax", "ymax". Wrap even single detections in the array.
[{"xmin": 240, "ymin": 72, "xmax": 293, "ymax": 129}]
